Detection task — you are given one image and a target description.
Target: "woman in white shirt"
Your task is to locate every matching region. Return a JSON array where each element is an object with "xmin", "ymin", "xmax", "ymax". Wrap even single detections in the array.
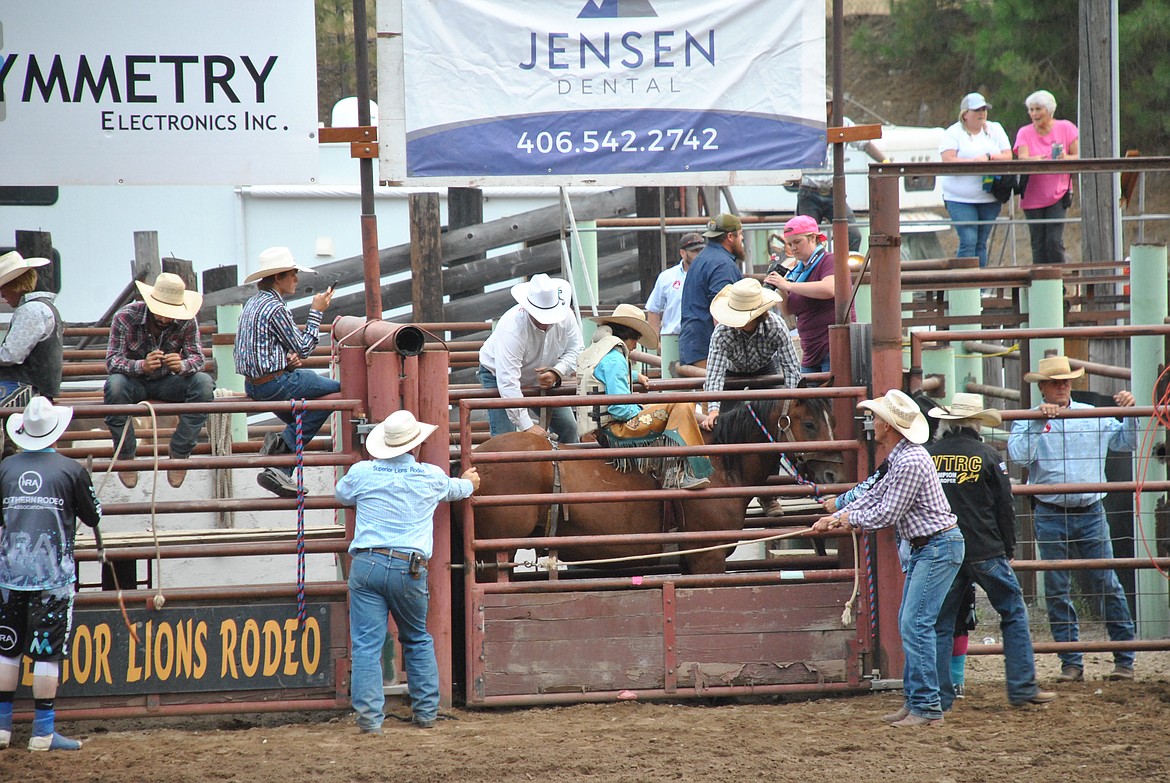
[{"xmin": 939, "ymin": 92, "xmax": 1013, "ymax": 268}]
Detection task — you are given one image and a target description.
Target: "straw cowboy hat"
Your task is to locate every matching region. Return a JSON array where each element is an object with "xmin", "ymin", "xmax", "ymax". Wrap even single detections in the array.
[
  {"xmin": 134, "ymin": 272, "xmax": 203, "ymax": 320},
  {"xmin": 244, "ymin": 246, "xmax": 316, "ymax": 284},
  {"xmin": 366, "ymin": 410, "xmax": 438, "ymax": 459},
  {"xmin": 927, "ymin": 392, "xmax": 1003, "ymax": 427},
  {"xmin": 0, "ymin": 250, "xmax": 50, "ymax": 288},
  {"xmin": 511, "ymin": 273, "xmax": 572, "ymax": 325},
  {"xmin": 857, "ymin": 389, "xmax": 930, "ymax": 444},
  {"xmin": 6, "ymin": 396, "xmax": 73, "ymax": 451},
  {"xmin": 709, "ymin": 278, "xmax": 781, "ymax": 328},
  {"xmin": 1023, "ymin": 355, "xmax": 1085, "ymax": 383},
  {"xmin": 590, "ymin": 303, "xmax": 659, "ymax": 350}
]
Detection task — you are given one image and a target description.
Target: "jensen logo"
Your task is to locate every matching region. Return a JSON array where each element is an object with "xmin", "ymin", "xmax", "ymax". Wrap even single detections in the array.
[
  {"xmin": 18, "ymin": 470, "xmax": 43, "ymax": 495},
  {"xmin": 0, "ymin": 625, "xmax": 17, "ymax": 653},
  {"xmin": 578, "ymin": 0, "xmax": 657, "ymax": 18}
]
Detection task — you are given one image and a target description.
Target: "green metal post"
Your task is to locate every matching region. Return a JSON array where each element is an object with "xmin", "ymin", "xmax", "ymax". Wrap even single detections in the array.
[
  {"xmin": 214, "ymin": 304, "xmax": 247, "ymax": 442},
  {"xmin": 921, "ymin": 344, "xmax": 956, "ymax": 406},
  {"xmin": 570, "ymin": 220, "xmax": 599, "ymax": 346},
  {"xmin": 1023, "ymin": 271, "xmax": 1065, "ymax": 362},
  {"xmin": 946, "ymin": 286, "xmax": 984, "ymax": 397}
]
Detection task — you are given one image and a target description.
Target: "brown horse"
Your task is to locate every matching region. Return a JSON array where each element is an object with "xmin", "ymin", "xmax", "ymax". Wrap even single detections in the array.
[{"xmin": 471, "ymin": 397, "xmax": 841, "ymax": 575}]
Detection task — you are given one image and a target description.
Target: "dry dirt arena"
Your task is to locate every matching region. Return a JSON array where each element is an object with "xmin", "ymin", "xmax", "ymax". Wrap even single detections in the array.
[{"xmin": 1, "ymin": 651, "xmax": 1167, "ymax": 783}]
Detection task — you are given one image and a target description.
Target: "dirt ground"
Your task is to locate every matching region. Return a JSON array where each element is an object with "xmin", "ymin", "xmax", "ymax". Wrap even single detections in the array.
[{"xmin": 0, "ymin": 650, "xmax": 1166, "ymax": 783}]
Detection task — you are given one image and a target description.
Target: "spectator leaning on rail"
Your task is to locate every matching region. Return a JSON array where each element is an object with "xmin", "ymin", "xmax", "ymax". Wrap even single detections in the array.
[
  {"xmin": 337, "ymin": 410, "xmax": 479, "ymax": 734},
  {"xmin": 104, "ymin": 272, "xmax": 215, "ymax": 489},
  {"xmin": 234, "ymin": 247, "xmax": 339, "ymax": 498},
  {"xmin": 926, "ymin": 393, "xmax": 1056, "ymax": 710},
  {"xmin": 813, "ymin": 389, "xmax": 963, "ymax": 728},
  {"xmin": 1014, "ymin": 89, "xmax": 1079, "ymax": 265},
  {"xmin": 575, "ymin": 304, "xmax": 712, "ymax": 490},
  {"xmin": 477, "ymin": 273, "xmax": 583, "ymax": 444},
  {"xmin": 0, "ymin": 397, "xmax": 102, "ymax": 751},
  {"xmin": 0, "ymin": 251, "xmax": 63, "ymax": 404},
  {"xmin": 1007, "ymin": 355, "xmax": 1137, "ymax": 683},
  {"xmin": 646, "ymin": 232, "xmax": 705, "ymax": 339},
  {"xmin": 677, "ymin": 213, "xmax": 745, "ymax": 369}
]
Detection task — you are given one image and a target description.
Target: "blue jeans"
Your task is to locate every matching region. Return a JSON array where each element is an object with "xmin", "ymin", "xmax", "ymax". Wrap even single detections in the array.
[
  {"xmin": 104, "ymin": 372, "xmax": 216, "ymax": 459},
  {"xmin": 1023, "ymin": 201, "xmax": 1068, "ymax": 264},
  {"xmin": 348, "ymin": 551, "xmax": 439, "ymax": 731},
  {"xmin": 477, "ymin": 366, "xmax": 578, "ymax": 444},
  {"xmin": 796, "ymin": 188, "xmax": 861, "ymax": 252},
  {"xmin": 937, "ymin": 556, "xmax": 1040, "ymax": 710},
  {"xmin": 900, "ymin": 528, "xmax": 964, "ymax": 719},
  {"xmin": 245, "ymin": 369, "xmax": 340, "ymax": 476},
  {"xmin": 1033, "ymin": 502, "xmax": 1136, "ymax": 669},
  {"xmin": 801, "ymin": 357, "xmax": 831, "ymax": 375},
  {"xmin": 945, "ymin": 199, "xmax": 1002, "ymax": 268}
]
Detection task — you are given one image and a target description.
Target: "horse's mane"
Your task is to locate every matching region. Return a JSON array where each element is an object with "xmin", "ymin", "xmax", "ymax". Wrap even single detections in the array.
[{"xmin": 711, "ymin": 397, "xmax": 833, "ymax": 484}]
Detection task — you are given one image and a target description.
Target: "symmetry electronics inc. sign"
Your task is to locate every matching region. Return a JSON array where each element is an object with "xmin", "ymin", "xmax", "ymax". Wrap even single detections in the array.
[
  {"xmin": 385, "ymin": 0, "xmax": 826, "ymax": 186},
  {"xmin": 0, "ymin": 1, "xmax": 319, "ymax": 185}
]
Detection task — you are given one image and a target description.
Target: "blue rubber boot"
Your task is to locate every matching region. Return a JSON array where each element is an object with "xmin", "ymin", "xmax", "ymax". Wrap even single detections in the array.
[{"xmin": 28, "ymin": 706, "xmax": 81, "ymax": 751}]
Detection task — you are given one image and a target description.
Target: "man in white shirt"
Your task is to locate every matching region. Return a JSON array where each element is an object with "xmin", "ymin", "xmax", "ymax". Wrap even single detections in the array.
[
  {"xmin": 477, "ymin": 274, "xmax": 583, "ymax": 443},
  {"xmin": 646, "ymin": 233, "xmax": 705, "ymax": 337}
]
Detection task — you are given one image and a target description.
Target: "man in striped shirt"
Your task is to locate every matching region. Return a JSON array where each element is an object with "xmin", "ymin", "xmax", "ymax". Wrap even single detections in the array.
[
  {"xmin": 234, "ymin": 247, "xmax": 338, "ymax": 497},
  {"xmin": 813, "ymin": 389, "xmax": 963, "ymax": 728}
]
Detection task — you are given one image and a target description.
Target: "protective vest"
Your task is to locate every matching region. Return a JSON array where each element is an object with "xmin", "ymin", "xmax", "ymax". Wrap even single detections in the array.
[
  {"xmin": 0, "ymin": 292, "xmax": 63, "ymax": 398},
  {"xmin": 575, "ymin": 333, "xmax": 627, "ymax": 437}
]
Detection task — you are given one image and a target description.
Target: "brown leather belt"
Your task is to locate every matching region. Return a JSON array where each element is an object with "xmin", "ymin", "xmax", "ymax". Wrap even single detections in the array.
[
  {"xmin": 247, "ymin": 368, "xmax": 289, "ymax": 386},
  {"xmin": 909, "ymin": 525, "xmax": 957, "ymax": 549},
  {"xmin": 353, "ymin": 548, "xmax": 427, "ymax": 567}
]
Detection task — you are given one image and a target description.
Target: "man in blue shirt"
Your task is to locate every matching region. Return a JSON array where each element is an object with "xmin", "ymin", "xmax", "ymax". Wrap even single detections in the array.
[
  {"xmin": 677, "ymin": 214, "xmax": 744, "ymax": 368},
  {"xmin": 337, "ymin": 410, "xmax": 478, "ymax": 734},
  {"xmin": 646, "ymin": 232, "xmax": 705, "ymax": 338},
  {"xmin": 1008, "ymin": 355, "xmax": 1137, "ymax": 683}
]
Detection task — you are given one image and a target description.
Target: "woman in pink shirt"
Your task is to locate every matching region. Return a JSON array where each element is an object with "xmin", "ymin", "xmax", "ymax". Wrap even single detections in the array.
[{"xmin": 1014, "ymin": 90, "xmax": 1079, "ymax": 264}]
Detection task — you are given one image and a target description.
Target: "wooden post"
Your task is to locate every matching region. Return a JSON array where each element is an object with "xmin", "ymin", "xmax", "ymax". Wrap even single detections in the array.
[
  {"xmin": 634, "ymin": 186, "xmax": 682, "ymax": 301},
  {"xmin": 162, "ymin": 257, "xmax": 198, "ymax": 291},
  {"xmin": 133, "ymin": 231, "xmax": 161, "ymax": 283},
  {"xmin": 409, "ymin": 192, "xmax": 443, "ymax": 323},
  {"xmin": 1078, "ymin": 0, "xmax": 1120, "ymax": 267},
  {"xmin": 448, "ymin": 187, "xmax": 486, "ymax": 300}
]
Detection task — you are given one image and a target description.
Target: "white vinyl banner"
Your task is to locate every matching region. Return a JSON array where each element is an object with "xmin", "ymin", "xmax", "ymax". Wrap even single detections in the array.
[
  {"xmin": 395, "ymin": 0, "xmax": 825, "ymax": 185},
  {"xmin": 0, "ymin": 1, "xmax": 319, "ymax": 186}
]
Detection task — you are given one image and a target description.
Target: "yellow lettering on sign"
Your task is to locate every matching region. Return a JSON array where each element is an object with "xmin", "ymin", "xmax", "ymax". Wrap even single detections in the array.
[
  {"xmin": 126, "ymin": 625, "xmax": 144, "ymax": 683},
  {"xmin": 154, "ymin": 621, "xmax": 174, "ymax": 680},
  {"xmin": 93, "ymin": 623, "xmax": 113, "ymax": 684},
  {"xmin": 175, "ymin": 619, "xmax": 194, "ymax": 679},
  {"xmin": 302, "ymin": 617, "xmax": 320, "ymax": 675},
  {"xmin": 193, "ymin": 622, "xmax": 208, "ymax": 679},
  {"xmin": 282, "ymin": 618, "xmax": 299, "ymax": 676},
  {"xmin": 240, "ymin": 619, "xmax": 261, "ymax": 678},
  {"xmin": 220, "ymin": 619, "xmax": 239, "ymax": 679},
  {"xmin": 262, "ymin": 620, "xmax": 282, "ymax": 677}
]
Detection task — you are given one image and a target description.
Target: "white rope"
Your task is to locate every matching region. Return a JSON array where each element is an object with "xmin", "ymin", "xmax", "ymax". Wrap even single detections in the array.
[{"xmin": 208, "ymin": 388, "xmax": 236, "ymax": 528}]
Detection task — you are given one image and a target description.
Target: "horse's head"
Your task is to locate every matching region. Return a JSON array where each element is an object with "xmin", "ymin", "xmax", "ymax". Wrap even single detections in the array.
[{"xmin": 712, "ymin": 397, "xmax": 843, "ymax": 486}]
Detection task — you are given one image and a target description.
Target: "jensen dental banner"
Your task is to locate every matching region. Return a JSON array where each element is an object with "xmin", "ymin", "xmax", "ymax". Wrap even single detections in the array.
[
  {"xmin": 394, "ymin": 0, "xmax": 825, "ymax": 185},
  {"xmin": 0, "ymin": 1, "xmax": 319, "ymax": 185}
]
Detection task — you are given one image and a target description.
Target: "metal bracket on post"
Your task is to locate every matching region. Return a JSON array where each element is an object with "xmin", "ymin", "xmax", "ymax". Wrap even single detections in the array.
[
  {"xmin": 856, "ymin": 415, "xmax": 876, "ymax": 442},
  {"xmin": 867, "ymin": 234, "xmax": 902, "ymax": 248},
  {"xmin": 353, "ymin": 417, "xmax": 372, "ymax": 444}
]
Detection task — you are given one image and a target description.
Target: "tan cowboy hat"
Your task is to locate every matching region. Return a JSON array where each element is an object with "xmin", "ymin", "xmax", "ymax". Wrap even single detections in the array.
[
  {"xmin": 366, "ymin": 410, "xmax": 438, "ymax": 459},
  {"xmin": 709, "ymin": 278, "xmax": 781, "ymax": 328},
  {"xmin": 857, "ymin": 389, "xmax": 929, "ymax": 444},
  {"xmin": 927, "ymin": 392, "xmax": 1003, "ymax": 426},
  {"xmin": 0, "ymin": 251, "xmax": 50, "ymax": 288},
  {"xmin": 134, "ymin": 272, "xmax": 203, "ymax": 320},
  {"xmin": 244, "ymin": 246, "xmax": 316, "ymax": 284},
  {"xmin": 6, "ymin": 396, "xmax": 73, "ymax": 451},
  {"xmin": 1023, "ymin": 355, "xmax": 1085, "ymax": 383},
  {"xmin": 590, "ymin": 303, "xmax": 659, "ymax": 350},
  {"xmin": 510, "ymin": 273, "xmax": 573, "ymax": 325}
]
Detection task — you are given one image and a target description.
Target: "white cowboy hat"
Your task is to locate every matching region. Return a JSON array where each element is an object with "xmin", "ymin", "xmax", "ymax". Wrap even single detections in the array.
[
  {"xmin": 857, "ymin": 389, "xmax": 929, "ymax": 444},
  {"xmin": 244, "ymin": 246, "xmax": 316, "ymax": 284},
  {"xmin": 134, "ymin": 272, "xmax": 203, "ymax": 320},
  {"xmin": 365, "ymin": 410, "xmax": 438, "ymax": 459},
  {"xmin": 709, "ymin": 278, "xmax": 781, "ymax": 328},
  {"xmin": 927, "ymin": 392, "xmax": 1003, "ymax": 426},
  {"xmin": 0, "ymin": 250, "xmax": 50, "ymax": 289},
  {"xmin": 6, "ymin": 396, "xmax": 73, "ymax": 451},
  {"xmin": 511, "ymin": 273, "xmax": 572, "ymax": 325},
  {"xmin": 590, "ymin": 303, "xmax": 659, "ymax": 350},
  {"xmin": 1023, "ymin": 355, "xmax": 1085, "ymax": 383}
]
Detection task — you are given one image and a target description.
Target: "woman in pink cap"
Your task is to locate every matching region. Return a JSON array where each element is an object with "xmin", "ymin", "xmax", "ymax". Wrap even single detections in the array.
[{"xmin": 763, "ymin": 215, "xmax": 853, "ymax": 374}]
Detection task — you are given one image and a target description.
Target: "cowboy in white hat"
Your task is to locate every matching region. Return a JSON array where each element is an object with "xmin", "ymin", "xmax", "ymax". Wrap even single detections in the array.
[
  {"xmin": 335, "ymin": 410, "xmax": 479, "ymax": 734},
  {"xmin": 104, "ymin": 272, "xmax": 215, "ymax": 489},
  {"xmin": 575, "ymin": 305, "xmax": 711, "ymax": 490},
  {"xmin": 699, "ymin": 278, "xmax": 801, "ymax": 432},
  {"xmin": 678, "ymin": 213, "xmax": 745, "ymax": 369},
  {"xmin": 0, "ymin": 396, "xmax": 102, "ymax": 751},
  {"xmin": 924, "ymin": 393, "xmax": 1056, "ymax": 709},
  {"xmin": 813, "ymin": 388, "xmax": 963, "ymax": 728},
  {"xmin": 234, "ymin": 247, "xmax": 339, "ymax": 497},
  {"xmin": 478, "ymin": 273, "xmax": 583, "ymax": 444},
  {"xmin": 0, "ymin": 251, "xmax": 62, "ymax": 404},
  {"xmin": 1008, "ymin": 355, "xmax": 1138, "ymax": 683}
]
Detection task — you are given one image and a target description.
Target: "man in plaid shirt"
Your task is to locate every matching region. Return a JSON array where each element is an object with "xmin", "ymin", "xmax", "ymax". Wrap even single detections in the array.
[{"xmin": 699, "ymin": 278, "xmax": 800, "ymax": 432}]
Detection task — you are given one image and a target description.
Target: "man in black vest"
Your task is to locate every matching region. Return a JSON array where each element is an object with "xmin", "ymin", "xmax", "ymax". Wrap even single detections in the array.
[{"xmin": 0, "ymin": 251, "xmax": 63, "ymax": 404}]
